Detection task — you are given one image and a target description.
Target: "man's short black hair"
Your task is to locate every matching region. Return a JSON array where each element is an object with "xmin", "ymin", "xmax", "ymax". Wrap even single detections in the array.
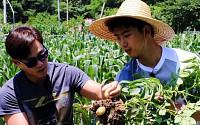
[
  {"xmin": 5, "ymin": 25, "xmax": 43, "ymax": 60},
  {"xmin": 106, "ymin": 17, "xmax": 154, "ymax": 37}
]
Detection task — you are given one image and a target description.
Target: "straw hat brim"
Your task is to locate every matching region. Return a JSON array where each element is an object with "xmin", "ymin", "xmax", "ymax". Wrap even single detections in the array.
[{"xmin": 89, "ymin": 15, "xmax": 175, "ymax": 45}]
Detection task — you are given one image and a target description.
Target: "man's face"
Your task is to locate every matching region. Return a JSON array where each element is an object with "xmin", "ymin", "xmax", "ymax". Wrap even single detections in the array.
[
  {"xmin": 113, "ymin": 26, "xmax": 145, "ymax": 58},
  {"xmin": 17, "ymin": 40, "xmax": 48, "ymax": 81}
]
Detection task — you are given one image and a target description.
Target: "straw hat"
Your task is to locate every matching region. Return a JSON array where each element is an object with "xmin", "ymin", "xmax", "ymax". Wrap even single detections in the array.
[{"xmin": 89, "ymin": 0, "xmax": 175, "ymax": 45}]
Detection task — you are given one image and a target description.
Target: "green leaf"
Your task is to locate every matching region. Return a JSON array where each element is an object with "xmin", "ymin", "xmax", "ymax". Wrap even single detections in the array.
[
  {"xmin": 174, "ymin": 116, "xmax": 182, "ymax": 123},
  {"xmin": 185, "ymin": 117, "xmax": 196, "ymax": 125},
  {"xmin": 130, "ymin": 88, "xmax": 141, "ymax": 96},
  {"xmin": 182, "ymin": 58, "xmax": 197, "ymax": 63},
  {"xmin": 120, "ymin": 80, "xmax": 131, "ymax": 85},
  {"xmin": 182, "ymin": 109, "xmax": 195, "ymax": 117},
  {"xmin": 122, "ymin": 87, "xmax": 129, "ymax": 93},
  {"xmin": 180, "ymin": 117, "xmax": 196, "ymax": 125},
  {"xmin": 177, "ymin": 78, "xmax": 183, "ymax": 85},
  {"xmin": 159, "ymin": 109, "xmax": 166, "ymax": 116},
  {"xmin": 196, "ymin": 101, "xmax": 200, "ymax": 106},
  {"xmin": 155, "ymin": 116, "xmax": 162, "ymax": 124},
  {"xmin": 164, "ymin": 102, "xmax": 171, "ymax": 107},
  {"xmin": 126, "ymin": 108, "xmax": 139, "ymax": 118},
  {"xmin": 73, "ymin": 103, "xmax": 91, "ymax": 124},
  {"xmin": 143, "ymin": 87, "xmax": 150, "ymax": 99},
  {"xmin": 134, "ymin": 82, "xmax": 146, "ymax": 87},
  {"xmin": 179, "ymin": 71, "xmax": 190, "ymax": 77},
  {"xmin": 128, "ymin": 79, "xmax": 146, "ymax": 86},
  {"xmin": 188, "ymin": 103, "xmax": 195, "ymax": 109},
  {"xmin": 87, "ymin": 65, "xmax": 94, "ymax": 79}
]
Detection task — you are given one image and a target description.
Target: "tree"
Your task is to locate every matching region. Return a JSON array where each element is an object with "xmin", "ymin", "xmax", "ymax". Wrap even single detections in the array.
[
  {"xmin": 151, "ymin": 0, "xmax": 200, "ymax": 33},
  {"xmin": 86, "ymin": 0, "xmax": 123, "ymax": 19},
  {"xmin": 2, "ymin": 0, "xmax": 54, "ymax": 23}
]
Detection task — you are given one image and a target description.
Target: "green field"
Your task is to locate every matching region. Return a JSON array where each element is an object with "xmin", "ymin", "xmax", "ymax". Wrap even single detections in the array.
[{"xmin": 0, "ymin": 24, "xmax": 200, "ymax": 124}]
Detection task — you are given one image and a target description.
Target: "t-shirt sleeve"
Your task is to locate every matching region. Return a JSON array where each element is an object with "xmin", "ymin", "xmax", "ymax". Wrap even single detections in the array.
[
  {"xmin": 0, "ymin": 84, "xmax": 23, "ymax": 117},
  {"xmin": 67, "ymin": 66, "xmax": 91, "ymax": 93}
]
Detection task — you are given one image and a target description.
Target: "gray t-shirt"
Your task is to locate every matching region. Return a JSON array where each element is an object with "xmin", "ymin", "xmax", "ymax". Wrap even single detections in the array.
[{"xmin": 0, "ymin": 62, "xmax": 91, "ymax": 125}]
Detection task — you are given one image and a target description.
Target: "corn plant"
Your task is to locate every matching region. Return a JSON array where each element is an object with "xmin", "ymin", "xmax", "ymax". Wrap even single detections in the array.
[
  {"xmin": 165, "ymin": 31, "xmax": 200, "ymax": 57},
  {"xmin": 0, "ymin": 38, "xmax": 20, "ymax": 86}
]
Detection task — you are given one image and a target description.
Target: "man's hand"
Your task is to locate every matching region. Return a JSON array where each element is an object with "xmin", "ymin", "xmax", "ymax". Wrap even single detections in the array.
[
  {"xmin": 148, "ymin": 92, "xmax": 164, "ymax": 103},
  {"xmin": 153, "ymin": 92, "xmax": 184, "ymax": 111},
  {"xmin": 102, "ymin": 81, "xmax": 121, "ymax": 99},
  {"xmin": 154, "ymin": 92, "xmax": 164, "ymax": 103}
]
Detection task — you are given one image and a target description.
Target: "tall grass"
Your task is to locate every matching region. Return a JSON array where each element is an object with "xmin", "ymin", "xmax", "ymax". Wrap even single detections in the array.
[{"xmin": 166, "ymin": 32, "xmax": 200, "ymax": 57}]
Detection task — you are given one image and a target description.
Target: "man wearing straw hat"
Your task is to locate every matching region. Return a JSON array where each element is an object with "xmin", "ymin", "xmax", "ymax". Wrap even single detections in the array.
[
  {"xmin": 89, "ymin": 0, "xmax": 200, "ymax": 122},
  {"xmin": 90, "ymin": 0, "xmax": 178, "ymax": 88}
]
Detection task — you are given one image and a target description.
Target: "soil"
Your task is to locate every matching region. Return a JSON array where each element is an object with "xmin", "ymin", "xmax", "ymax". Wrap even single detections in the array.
[{"xmin": 90, "ymin": 98, "xmax": 125, "ymax": 125}]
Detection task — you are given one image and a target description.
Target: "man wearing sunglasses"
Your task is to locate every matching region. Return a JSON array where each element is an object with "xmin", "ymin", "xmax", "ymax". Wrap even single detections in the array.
[
  {"xmin": 0, "ymin": 25, "xmax": 121, "ymax": 125},
  {"xmin": 16, "ymin": 46, "xmax": 48, "ymax": 68}
]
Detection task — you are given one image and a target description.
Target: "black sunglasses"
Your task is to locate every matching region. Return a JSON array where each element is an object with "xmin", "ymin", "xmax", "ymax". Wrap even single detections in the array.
[{"xmin": 17, "ymin": 47, "xmax": 48, "ymax": 68}]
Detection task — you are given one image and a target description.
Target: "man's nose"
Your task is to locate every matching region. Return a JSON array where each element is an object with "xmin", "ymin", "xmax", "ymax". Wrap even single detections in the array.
[{"xmin": 121, "ymin": 37, "xmax": 128, "ymax": 47}]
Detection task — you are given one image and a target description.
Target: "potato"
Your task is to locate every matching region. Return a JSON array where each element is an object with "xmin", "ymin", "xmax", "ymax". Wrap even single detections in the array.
[
  {"xmin": 104, "ymin": 89, "xmax": 110, "ymax": 98},
  {"xmin": 96, "ymin": 106, "xmax": 106, "ymax": 116}
]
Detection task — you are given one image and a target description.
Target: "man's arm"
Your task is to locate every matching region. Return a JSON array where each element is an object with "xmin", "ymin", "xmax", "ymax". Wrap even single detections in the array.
[
  {"xmin": 4, "ymin": 112, "xmax": 29, "ymax": 125},
  {"xmin": 80, "ymin": 80, "xmax": 121, "ymax": 100}
]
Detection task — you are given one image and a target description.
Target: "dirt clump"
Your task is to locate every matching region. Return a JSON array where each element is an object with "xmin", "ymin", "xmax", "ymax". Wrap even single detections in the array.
[{"xmin": 90, "ymin": 98, "xmax": 125, "ymax": 125}]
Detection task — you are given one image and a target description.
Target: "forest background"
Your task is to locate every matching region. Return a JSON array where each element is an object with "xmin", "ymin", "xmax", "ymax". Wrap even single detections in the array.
[{"xmin": 0, "ymin": 0, "xmax": 199, "ymax": 34}]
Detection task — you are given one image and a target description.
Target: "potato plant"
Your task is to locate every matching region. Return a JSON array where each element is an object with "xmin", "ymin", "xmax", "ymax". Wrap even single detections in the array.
[{"xmin": 119, "ymin": 57, "xmax": 200, "ymax": 125}]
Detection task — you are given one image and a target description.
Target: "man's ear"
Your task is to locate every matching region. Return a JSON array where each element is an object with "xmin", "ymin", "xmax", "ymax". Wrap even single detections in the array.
[
  {"xmin": 144, "ymin": 25, "xmax": 152, "ymax": 38},
  {"xmin": 11, "ymin": 58, "xmax": 20, "ymax": 67}
]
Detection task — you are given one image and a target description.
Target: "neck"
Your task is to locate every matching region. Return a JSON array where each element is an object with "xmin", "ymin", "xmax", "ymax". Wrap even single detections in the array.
[
  {"xmin": 138, "ymin": 43, "xmax": 162, "ymax": 68},
  {"xmin": 25, "ymin": 73, "xmax": 46, "ymax": 85}
]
